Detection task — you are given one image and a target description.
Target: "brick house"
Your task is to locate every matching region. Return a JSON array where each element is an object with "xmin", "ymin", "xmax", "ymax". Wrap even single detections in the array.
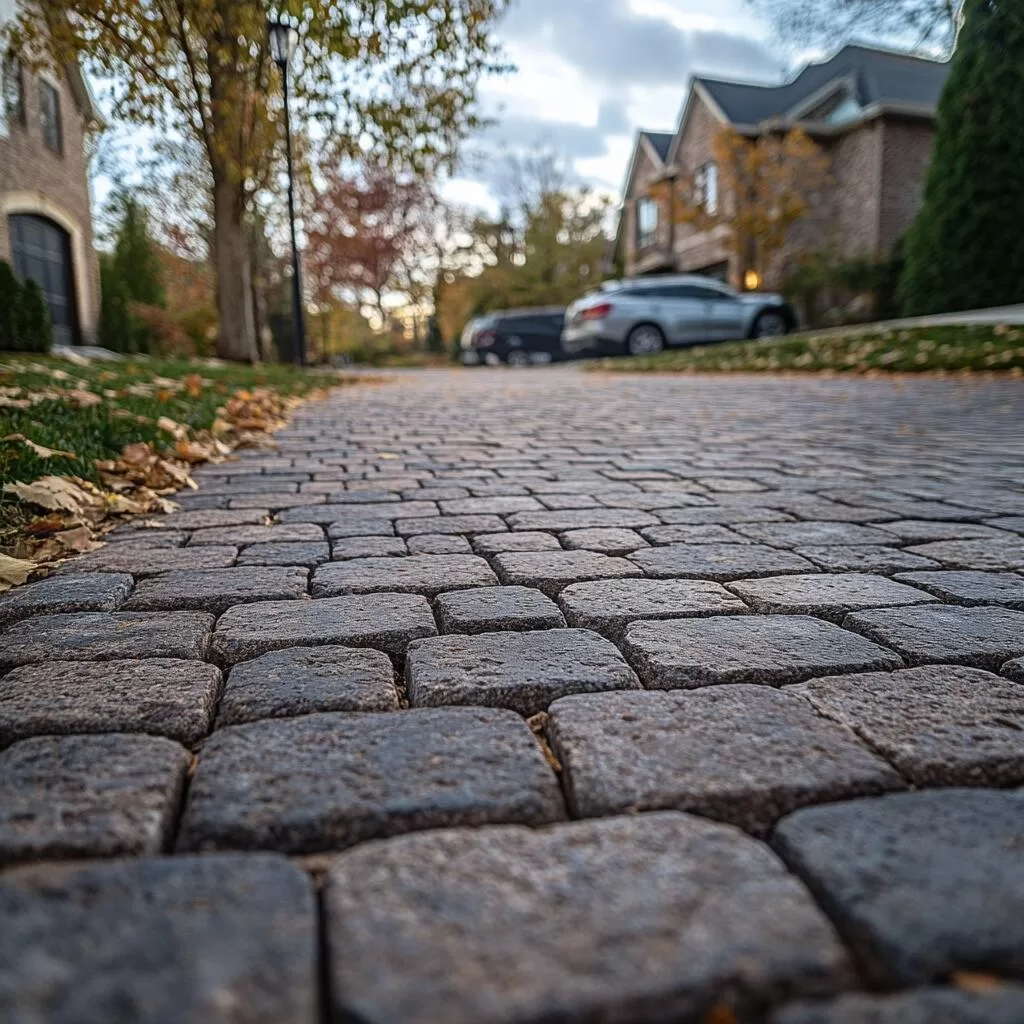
[
  {"xmin": 614, "ymin": 44, "xmax": 950, "ymax": 290},
  {"xmin": 0, "ymin": 0, "xmax": 100, "ymax": 345}
]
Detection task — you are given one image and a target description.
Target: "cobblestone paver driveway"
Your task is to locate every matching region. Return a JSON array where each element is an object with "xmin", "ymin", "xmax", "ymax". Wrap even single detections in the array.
[{"xmin": 3, "ymin": 368, "xmax": 1024, "ymax": 1023}]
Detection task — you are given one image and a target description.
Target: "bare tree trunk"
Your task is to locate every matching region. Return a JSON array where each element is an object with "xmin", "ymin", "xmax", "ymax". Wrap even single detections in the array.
[{"xmin": 213, "ymin": 176, "xmax": 257, "ymax": 363}]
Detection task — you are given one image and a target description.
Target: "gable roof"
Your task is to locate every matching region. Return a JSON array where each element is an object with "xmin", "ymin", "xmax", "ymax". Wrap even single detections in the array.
[
  {"xmin": 641, "ymin": 130, "xmax": 673, "ymax": 163},
  {"xmin": 695, "ymin": 44, "xmax": 950, "ymax": 127}
]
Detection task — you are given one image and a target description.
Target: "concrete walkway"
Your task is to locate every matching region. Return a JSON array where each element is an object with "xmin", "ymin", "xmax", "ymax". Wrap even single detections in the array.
[{"xmin": 3, "ymin": 368, "xmax": 1024, "ymax": 1022}]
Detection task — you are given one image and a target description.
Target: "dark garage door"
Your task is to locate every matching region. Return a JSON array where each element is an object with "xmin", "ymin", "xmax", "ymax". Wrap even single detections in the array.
[{"xmin": 8, "ymin": 214, "xmax": 79, "ymax": 346}]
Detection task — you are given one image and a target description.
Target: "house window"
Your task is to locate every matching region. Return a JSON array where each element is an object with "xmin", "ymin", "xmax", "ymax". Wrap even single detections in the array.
[
  {"xmin": 39, "ymin": 78, "xmax": 62, "ymax": 154},
  {"xmin": 0, "ymin": 51, "xmax": 25, "ymax": 135},
  {"xmin": 695, "ymin": 163, "xmax": 718, "ymax": 215},
  {"xmin": 636, "ymin": 197, "xmax": 659, "ymax": 249}
]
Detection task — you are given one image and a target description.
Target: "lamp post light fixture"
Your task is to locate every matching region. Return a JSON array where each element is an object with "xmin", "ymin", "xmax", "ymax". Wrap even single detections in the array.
[{"xmin": 268, "ymin": 16, "xmax": 306, "ymax": 366}]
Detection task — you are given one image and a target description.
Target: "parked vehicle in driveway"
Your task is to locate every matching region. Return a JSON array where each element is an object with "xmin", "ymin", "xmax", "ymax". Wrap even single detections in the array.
[
  {"xmin": 561, "ymin": 275, "xmax": 796, "ymax": 357},
  {"xmin": 461, "ymin": 308, "xmax": 567, "ymax": 366}
]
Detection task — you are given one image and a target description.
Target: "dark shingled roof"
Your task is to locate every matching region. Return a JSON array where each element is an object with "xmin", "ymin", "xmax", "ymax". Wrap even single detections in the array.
[
  {"xmin": 696, "ymin": 44, "xmax": 950, "ymax": 125},
  {"xmin": 640, "ymin": 131, "xmax": 674, "ymax": 163}
]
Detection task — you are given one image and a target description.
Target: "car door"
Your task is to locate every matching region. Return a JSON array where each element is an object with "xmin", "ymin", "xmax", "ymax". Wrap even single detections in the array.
[
  {"xmin": 698, "ymin": 284, "xmax": 748, "ymax": 340},
  {"xmin": 654, "ymin": 285, "xmax": 711, "ymax": 345}
]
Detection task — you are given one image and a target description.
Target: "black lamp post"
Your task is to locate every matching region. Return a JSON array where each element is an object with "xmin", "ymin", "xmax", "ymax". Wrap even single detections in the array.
[{"xmin": 268, "ymin": 16, "xmax": 306, "ymax": 366}]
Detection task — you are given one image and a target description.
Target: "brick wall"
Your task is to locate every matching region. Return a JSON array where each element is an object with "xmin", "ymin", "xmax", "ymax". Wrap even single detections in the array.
[
  {"xmin": 0, "ymin": 60, "xmax": 99, "ymax": 341},
  {"xmin": 878, "ymin": 117, "xmax": 935, "ymax": 254},
  {"xmin": 829, "ymin": 122, "xmax": 885, "ymax": 257},
  {"xmin": 623, "ymin": 142, "xmax": 672, "ymax": 276}
]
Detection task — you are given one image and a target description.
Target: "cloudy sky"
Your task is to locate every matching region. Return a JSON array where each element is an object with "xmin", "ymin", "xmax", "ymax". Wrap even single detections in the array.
[{"xmin": 446, "ymin": 0, "xmax": 790, "ymax": 210}]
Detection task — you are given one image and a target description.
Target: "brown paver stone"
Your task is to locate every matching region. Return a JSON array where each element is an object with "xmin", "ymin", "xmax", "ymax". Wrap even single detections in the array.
[
  {"xmin": 312, "ymin": 554, "xmax": 497, "ymax": 597},
  {"xmin": 0, "ymin": 611, "xmax": 214, "ymax": 669},
  {"xmin": 0, "ymin": 853, "xmax": 317, "ymax": 1023},
  {"xmin": 623, "ymin": 615, "xmax": 903, "ymax": 689},
  {"xmin": 0, "ymin": 572, "xmax": 134, "ymax": 628},
  {"xmin": 559, "ymin": 577, "xmax": 748, "ymax": 639},
  {"xmin": 0, "ymin": 734, "xmax": 189, "ymax": 865},
  {"xmin": 324, "ymin": 812, "xmax": 853, "ymax": 1024},
  {"xmin": 630, "ymin": 543, "xmax": 817, "ymax": 581},
  {"xmin": 434, "ymin": 586, "xmax": 565, "ymax": 634},
  {"xmin": 772, "ymin": 789, "xmax": 1024, "ymax": 985},
  {"xmin": 406, "ymin": 628, "xmax": 640, "ymax": 714},
  {"xmin": 0, "ymin": 658, "xmax": 221, "ymax": 746},
  {"xmin": 210, "ymin": 593, "xmax": 437, "ymax": 666},
  {"xmin": 218, "ymin": 646, "xmax": 399, "ymax": 726},
  {"xmin": 788, "ymin": 666, "xmax": 1024, "ymax": 786},
  {"xmin": 843, "ymin": 604, "xmax": 1024, "ymax": 669},
  {"xmin": 548, "ymin": 687, "xmax": 902, "ymax": 834},
  {"xmin": 179, "ymin": 707, "xmax": 563, "ymax": 854}
]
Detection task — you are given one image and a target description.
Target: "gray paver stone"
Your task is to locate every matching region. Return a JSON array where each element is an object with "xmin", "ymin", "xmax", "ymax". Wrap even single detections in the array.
[
  {"xmin": 548, "ymin": 687, "xmax": 902, "ymax": 834},
  {"xmin": 630, "ymin": 543, "xmax": 817, "ymax": 581},
  {"xmin": 734, "ymin": 522, "xmax": 895, "ymax": 546},
  {"xmin": 179, "ymin": 707, "xmax": 563, "ymax": 854},
  {"xmin": 876, "ymin": 520, "xmax": 1014, "ymax": 544},
  {"xmin": 280, "ymin": 500, "xmax": 437, "ymax": 524},
  {"xmin": 559, "ymin": 527, "xmax": 648, "ymax": 554},
  {"xmin": 843, "ymin": 604, "xmax": 1024, "ymax": 669},
  {"xmin": 623, "ymin": 615, "xmax": 903, "ymax": 689},
  {"xmin": 904, "ymin": 539, "xmax": 1024, "ymax": 571},
  {"xmin": 0, "ymin": 572, "xmax": 134, "ymax": 628},
  {"xmin": 67, "ymin": 545, "xmax": 238, "ymax": 577},
  {"xmin": 788, "ymin": 666, "xmax": 1024, "ymax": 786},
  {"xmin": 893, "ymin": 571, "xmax": 1024, "ymax": 609},
  {"xmin": 406, "ymin": 533, "xmax": 471, "ymax": 554},
  {"xmin": 1004, "ymin": 658, "xmax": 1024, "ymax": 683},
  {"xmin": 0, "ymin": 611, "xmax": 214, "ymax": 668},
  {"xmin": 326, "ymin": 518, "xmax": 396, "ymax": 538},
  {"xmin": 154, "ymin": 508, "xmax": 269, "ymax": 530},
  {"xmin": 492, "ymin": 550, "xmax": 643, "ymax": 597},
  {"xmin": 312, "ymin": 554, "xmax": 497, "ymax": 597},
  {"xmin": 0, "ymin": 734, "xmax": 189, "ymax": 865},
  {"xmin": 235, "ymin": 541, "xmax": 330, "ymax": 568},
  {"xmin": 329, "ymin": 535, "xmax": 408, "ymax": 559},
  {"xmin": 219, "ymin": 646, "xmax": 398, "ymax": 726},
  {"xmin": 508, "ymin": 508, "xmax": 660, "ymax": 531},
  {"xmin": 123, "ymin": 566, "xmax": 308, "ymax": 614},
  {"xmin": 558, "ymin": 577, "xmax": 748, "ymax": 639},
  {"xmin": 727, "ymin": 573, "xmax": 936, "ymax": 622},
  {"xmin": 640, "ymin": 524, "xmax": 749, "ymax": 545},
  {"xmin": 797, "ymin": 546, "xmax": 941, "ymax": 574},
  {"xmin": 395, "ymin": 514, "xmax": 508, "ymax": 536},
  {"xmin": 434, "ymin": 586, "xmax": 565, "ymax": 634},
  {"xmin": 406, "ymin": 628, "xmax": 640, "ymax": 715},
  {"xmin": 324, "ymin": 812, "xmax": 853, "ymax": 1024},
  {"xmin": 0, "ymin": 853, "xmax": 316, "ymax": 1023},
  {"xmin": 0, "ymin": 658, "xmax": 221, "ymax": 747},
  {"xmin": 472, "ymin": 531, "xmax": 562, "ymax": 554},
  {"xmin": 210, "ymin": 593, "xmax": 437, "ymax": 666},
  {"xmin": 772, "ymin": 789, "xmax": 1024, "ymax": 985},
  {"xmin": 187, "ymin": 523, "xmax": 323, "ymax": 547},
  {"xmin": 773, "ymin": 987, "xmax": 1024, "ymax": 1024}
]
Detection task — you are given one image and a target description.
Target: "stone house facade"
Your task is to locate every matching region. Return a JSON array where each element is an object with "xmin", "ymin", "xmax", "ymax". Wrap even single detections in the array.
[
  {"xmin": 0, "ymin": 0, "xmax": 100, "ymax": 345},
  {"xmin": 614, "ymin": 45, "xmax": 949, "ymax": 291}
]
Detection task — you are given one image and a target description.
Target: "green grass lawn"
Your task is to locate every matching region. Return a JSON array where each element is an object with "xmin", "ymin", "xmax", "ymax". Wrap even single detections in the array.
[
  {"xmin": 0, "ymin": 355, "xmax": 342, "ymax": 538},
  {"xmin": 587, "ymin": 324, "xmax": 1024, "ymax": 375}
]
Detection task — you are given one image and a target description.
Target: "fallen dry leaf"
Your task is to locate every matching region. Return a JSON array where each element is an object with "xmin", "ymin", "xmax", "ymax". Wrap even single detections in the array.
[
  {"xmin": 158, "ymin": 416, "xmax": 189, "ymax": 440},
  {"xmin": 3, "ymin": 476, "xmax": 100, "ymax": 515},
  {"xmin": 952, "ymin": 971, "xmax": 1005, "ymax": 993},
  {"xmin": 64, "ymin": 388, "xmax": 102, "ymax": 408},
  {"xmin": 2, "ymin": 433, "xmax": 76, "ymax": 459},
  {"xmin": 0, "ymin": 553, "xmax": 35, "ymax": 590}
]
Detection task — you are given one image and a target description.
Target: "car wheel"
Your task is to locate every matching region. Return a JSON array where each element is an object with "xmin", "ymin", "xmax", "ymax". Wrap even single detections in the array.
[
  {"xmin": 625, "ymin": 324, "xmax": 665, "ymax": 357},
  {"xmin": 506, "ymin": 349, "xmax": 530, "ymax": 367},
  {"xmin": 752, "ymin": 310, "xmax": 789, "ymax": 338}
]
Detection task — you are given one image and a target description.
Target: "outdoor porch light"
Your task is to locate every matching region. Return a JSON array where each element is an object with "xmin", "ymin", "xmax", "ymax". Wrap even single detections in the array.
[
  {"xmin": 267, "ymin": 17, "xmax": 298, "ymax": 69},
  {"xmin": 744, "ymin": 269, "xmax": 762, "ymax": 291}
]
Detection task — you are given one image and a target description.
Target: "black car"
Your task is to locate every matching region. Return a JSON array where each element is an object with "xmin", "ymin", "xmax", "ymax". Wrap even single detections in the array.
[{"xmin": 460, "ymin": 307, "xmax": 567, "ymax": 366}]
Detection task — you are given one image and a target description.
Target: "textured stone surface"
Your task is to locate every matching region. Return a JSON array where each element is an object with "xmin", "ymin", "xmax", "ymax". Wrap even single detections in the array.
[
  {"xmin": 773, "ymin": 789, "xmax": 1024, "ymax": 985},
  {"xmin": 434, "ymin": 586, "xmax": 565, "ymax": 634},
  {"xmin": 279, "ymin": 500, "xmax": 436, "ymax": 523},
  {"xmin": 560, "ymin": 527, "xmax": 648, "ymax": 554},
  {"xmin": 797, "ymin": 545, "xmax": 941, "ymax": 573},
  {"xmin": 893, "ymin": 570, "xmax": 1024, "ymax": 609},
  {"xmin": 640, "ymin": 524, "xmax": 748, "ymax": 545},
  {"xmin": 1004, "ymin": 657, "xmax": 1024, "ymax": 683},
  {"xmin": 789, "ymin": 665, "xmax": 1024, "ymax": 785},
  {"xmin": 492, "ymin": 549, "xmax": 643, "ymax": 597},
  {"xmin": 123, "ymin": 566, "xmax": 308, "ymax": 614},
  {"xmin": 548, "ymin": 687, "xmax": 901, "ymax": 834},
  {"xmin": 326, "ymin": 518, "xmax": 396, "ymax": 538},
  {"xmin": 0, "ymin": 658, "xmax": 221, "ymax": 747},
  {"xmin": 210, "ymin": 593, "xmax": 437, "ymax": 665},
  {"xmin": 727, "ymin": 573, "xmax": 936, "ymax": 622},
  {"xmin": 154, "ymin": 508, "xmax": 269, "ymax": 529},
  {"xmin": 219, "ymin": 646, "xmax": 399, "ymax": 726},
  {"xmin": 406, "ymin": 628, "xmax": 640, "ymax": 714},
  {"xmin": 406, "ymin": 533, "xmax": 470, "ymax": 554},
  {"xmin": 0, "ymin": 611, "xmax": 214, "ymax": 668},
  {"xmin": 773, "ymin": 988, "xmax": 1024, "ymax": 1024},
  {"xmin": 324, "ymin": 813, "xmax": 853, "ymax": 1024},
  {"xmin": 559, "ymin": 577, "xmax": 748, "ymax": 639},
  {"xmin": 472, "ymin": 531, "xmax": 562, "ymax": 554},
  {"xmin": 329, "ymin": 535, "xmax": 408, "ymax": 559},
  {"xmin": 844, "ymin": 604, "xmax": 1024, "ymax": 668},
  {"xmin": 235, "ymin": 541, "xmax": 330, "ymax": 567},
  {"xmin": 0, "ymin": 853, "xmax": 316, "ymax": 1023},
  {"xmin": 395, "ymin": 514, "xmax": 508, "ymax": 536},
  {"xmin": 0, "ymin": 572, "xmax": 134, "ymax": 628},
  {"xmin": 734, "ymin": 521, "xmax": 895, "ymax": 546},
  {"xmin": 187, "ymin": 523, "xmax": 323, "ymax": 546},
  {"xmin": 68, "ymin": 545, "xmax": 238, "ymax": 577},
  {"xmin": 630, "ymin": 543, "xmax": 817, "ymax": 581},
  {"xmin": 876, "ymin": 519, "xmax": 1014, "ymax": 543},
  {"xmin": 624, "ymin": 615, "xmax": 903, "ymax": 689},
  {"xmin": 312, "ymin": 554, "xmax": 497, "ymax": 597},
  {"xmin": 508, "ymin": 508, "xmax": 660, "ymax": 531},
  {"xmin": 904, "ymin": 538, "xmax": 1024, "ymax": 570},
  {"xmin": 0, "ymin": 734, "xmax": 189, "ymax": 865},
  {"xmin": 179, "ymin": 708, "xmax": 563, "ymax": 853}
]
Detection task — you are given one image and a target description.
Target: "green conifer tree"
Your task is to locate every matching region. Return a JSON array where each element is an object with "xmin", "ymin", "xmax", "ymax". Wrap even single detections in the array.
[
  {"xmin": 18, "ymin": 280, "xmax": 53, "ymax": 353},
  {"xmin": 0, "ymin": 261, "xmax": 21, "ymax": 352},
  {"xmin": 899, "ymin": 0, "xmax": 1024, "ymax": 315},
  {"xmin": 110, "ymin": 191, "xmax": 166, "ymax": 308}
]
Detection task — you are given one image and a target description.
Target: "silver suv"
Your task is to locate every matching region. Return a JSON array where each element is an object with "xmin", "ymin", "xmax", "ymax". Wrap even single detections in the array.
[{"xmin": 561, "ymin": 275, "xmax": 796, "ymax": 357}]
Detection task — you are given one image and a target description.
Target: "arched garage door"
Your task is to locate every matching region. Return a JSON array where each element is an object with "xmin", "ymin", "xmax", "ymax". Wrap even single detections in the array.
[{"xmin": 8, "ymin": 214, "xmax": 79, "ymax": 346}]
